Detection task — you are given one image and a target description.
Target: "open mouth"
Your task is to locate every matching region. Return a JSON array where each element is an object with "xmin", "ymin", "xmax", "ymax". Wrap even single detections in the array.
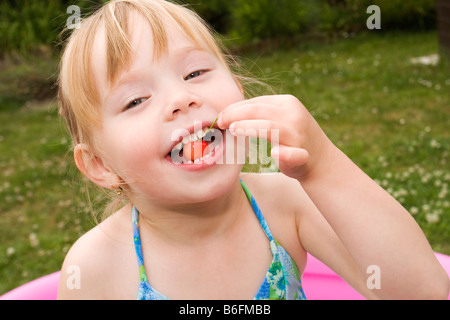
[{"xmin": 169, "ymin": 127, "xmax": 222, "ymax": 164}]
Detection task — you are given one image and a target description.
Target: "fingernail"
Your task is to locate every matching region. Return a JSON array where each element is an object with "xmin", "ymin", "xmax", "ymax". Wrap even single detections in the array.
[
  {"xmin": 229, "ymin": 122, "xmax": 235, "ymax": 134},
  {"xmin": 217, "ymin": 115, "xmax": 223, "ymax": 128},
  {"xmin": 271, "ymin": 146, "xmax": 280, "ymax": 158}
]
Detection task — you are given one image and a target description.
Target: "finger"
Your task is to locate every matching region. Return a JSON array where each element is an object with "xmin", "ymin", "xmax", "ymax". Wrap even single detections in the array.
[
  {"xmin": 221, "ymin": 94, "xmax": 301, "ymax": 114},
  {"xmin": 218, "ymin": 101, "xmax": 282, "ymax": 129},
  {"xmin": 230, "ymin": 95, "xmax": 292, "ymax": 105},
  {"xmin": 271, "ymin": 145, "xmax": 309, "ymax": 168},
  {"xmin": 229, "ymin": 119, "xmax": 301, "ymax": 147},
  {"xmin": 229, "ymin": 119, "xmax": 280, "ymax": 139},
  {"xmin": 223, "ymin": 95, "xmax": 282, "ymax": 112}
]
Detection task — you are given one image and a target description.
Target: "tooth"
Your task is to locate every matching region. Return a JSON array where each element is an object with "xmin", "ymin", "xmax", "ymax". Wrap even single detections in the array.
[
  {"xmin": 183, "ymin": 135, "xmax": 190, "ymax": 144},
  {"xmin": 174, "ymin": 142, "xmax": 183, "ymax": 150},
  {"xmin": 197, "ymin": 129, "xmax": 204, "ymax": 139}
]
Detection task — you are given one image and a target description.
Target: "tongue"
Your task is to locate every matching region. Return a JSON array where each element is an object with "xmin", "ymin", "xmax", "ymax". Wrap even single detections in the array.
[{"xmin": 183, "ymin": 140, "xmax": 208, "ymax": 162}]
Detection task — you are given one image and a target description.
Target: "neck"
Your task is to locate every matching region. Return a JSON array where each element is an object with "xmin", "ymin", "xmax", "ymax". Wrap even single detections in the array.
[{"xmin": 134, "ymin": 179, "xmax": 247, "ymax": 246}]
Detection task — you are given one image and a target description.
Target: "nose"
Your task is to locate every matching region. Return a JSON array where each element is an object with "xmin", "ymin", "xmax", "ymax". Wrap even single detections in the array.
[{"xmin": 165, "ymin": 84, "xmax": 202, "ymax": 120}]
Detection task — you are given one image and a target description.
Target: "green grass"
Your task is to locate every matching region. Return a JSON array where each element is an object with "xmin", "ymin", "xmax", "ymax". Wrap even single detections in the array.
[
  {"xmin": 243, "ymin": 31, "xmax": 449, "ymax": 253},
  {"xmin": 0, "ymin": 99, "xmax": 97, "ymax": 293},
  {"xmin": 0, "ymin": 31, "xmax": 449, "ymax": 295}
]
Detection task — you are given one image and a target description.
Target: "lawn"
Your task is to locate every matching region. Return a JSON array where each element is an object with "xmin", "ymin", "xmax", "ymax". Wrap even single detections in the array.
[{"xmin": 0, "ymin": 30, "xmax": 449, "ymax": 295}]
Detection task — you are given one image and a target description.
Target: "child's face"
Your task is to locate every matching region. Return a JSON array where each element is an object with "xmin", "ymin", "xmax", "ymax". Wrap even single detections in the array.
[{"xmin": 91, "ymin": 13, "xmax": 245, "ymax": 205}]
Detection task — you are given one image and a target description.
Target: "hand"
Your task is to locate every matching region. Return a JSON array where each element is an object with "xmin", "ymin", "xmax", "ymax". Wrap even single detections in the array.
[{"xmin": 217, "ymin": 95, "xmax": 333, "ymax": 180}]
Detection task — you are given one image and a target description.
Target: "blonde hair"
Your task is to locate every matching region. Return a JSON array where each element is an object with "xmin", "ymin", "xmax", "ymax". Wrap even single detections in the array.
[
  {"xmin": 58, "ymin": 0, "xmax": 271, "ymax": 220},
  {"xmin": 58, "ymin": 0, "xmax": 236, "ymax": 149}
]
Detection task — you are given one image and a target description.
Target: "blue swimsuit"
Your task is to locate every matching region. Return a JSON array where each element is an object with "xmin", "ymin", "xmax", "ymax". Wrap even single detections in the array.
[{"xmin": 132, "ymin": 180, "xmax": 307, "ymax": 300}]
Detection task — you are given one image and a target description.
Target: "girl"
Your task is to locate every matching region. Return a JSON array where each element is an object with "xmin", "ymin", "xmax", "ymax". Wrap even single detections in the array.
[{"xmin": 57, "ymin": 0, "xmax": 449, "ymax": 299}]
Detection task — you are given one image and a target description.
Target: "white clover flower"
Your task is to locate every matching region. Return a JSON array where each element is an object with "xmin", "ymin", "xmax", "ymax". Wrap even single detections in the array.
[
  {"xmin": 430, "ymin": 139, "xmax": 441, "ymax": 149},
  {"xmin": 29, "ymin": 233, "xmax": 39, "ymax": 248},
  {"xmin": 425, "ymin": 213, "xmax": 439, "ymax": 224},
  {"xmin": 6, "ymin": 247, "xmax": 15, "ymax": 256}
]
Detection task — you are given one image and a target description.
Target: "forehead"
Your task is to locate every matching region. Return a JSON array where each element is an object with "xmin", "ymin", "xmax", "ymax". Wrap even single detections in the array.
[{"xmin": 91, "ymin": 9, "xmax": 216, "ymax": 93}]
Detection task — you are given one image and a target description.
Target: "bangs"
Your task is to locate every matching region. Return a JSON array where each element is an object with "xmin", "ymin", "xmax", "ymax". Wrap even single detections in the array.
[
  {"xmin": 58, "ymin": 0, "xmax": 227, "ymax": 146},
  {"xmin": 104, "ymin": 0, "xmax": 226, "ymax": 86}
]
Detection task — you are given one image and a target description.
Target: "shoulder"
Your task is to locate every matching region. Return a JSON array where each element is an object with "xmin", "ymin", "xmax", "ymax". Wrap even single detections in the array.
[
  {"xmin": 57, "ymin": 225, "xmax": 108, "ymax": 299},
  {"xmin": 239, "ymin": 172, "xmax": 310, "ymax": 270},
  {"xmin": 57, "ymin": 205, "xmax": 137, "ymax": 299},
  {"xmin": 239, "ymin": 172, "xmax": 306, "ymax": 213},
  {"xmin": 239, "ymin": 171, "xmax": 300, "ymax": 193}
]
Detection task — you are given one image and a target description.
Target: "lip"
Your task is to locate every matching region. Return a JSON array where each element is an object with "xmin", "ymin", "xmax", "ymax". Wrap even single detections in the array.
[
  {"xmin": 166, "ymin": 120, "xmax": 220, "ymax": 156},
  {"xmin": 164, "ymin": 124, "xmax": 225, "ymax": 171}
]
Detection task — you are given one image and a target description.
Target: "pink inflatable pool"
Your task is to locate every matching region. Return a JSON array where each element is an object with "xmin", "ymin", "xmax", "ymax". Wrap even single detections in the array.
[{"xmin": 1, "ymin": 252, "xmax": 449, "ymax": 300}]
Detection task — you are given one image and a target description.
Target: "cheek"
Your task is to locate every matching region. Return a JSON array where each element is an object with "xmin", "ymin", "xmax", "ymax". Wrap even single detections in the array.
[
  {"xmin": 97, "ymin": 123, "xmax": 162, "ymax": 179},
  {"xmin": 212, "ymin": 76, "xmax": 245, "ymax": 112}
]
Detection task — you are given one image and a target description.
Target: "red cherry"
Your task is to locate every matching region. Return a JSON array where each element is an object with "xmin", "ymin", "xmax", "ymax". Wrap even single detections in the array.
[{"xmin": 183, "ymin": 140, "xmax": 208, "ymax": 162}]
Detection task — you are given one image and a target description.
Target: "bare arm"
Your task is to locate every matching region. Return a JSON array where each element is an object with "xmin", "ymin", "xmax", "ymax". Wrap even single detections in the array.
[
  {"xmin": 299, "ymin": 143, "xmax": 449, "ymax": 299},
  {"xmin": 219, "ymin": 94, "xmax": 450, "ymax": 299}
]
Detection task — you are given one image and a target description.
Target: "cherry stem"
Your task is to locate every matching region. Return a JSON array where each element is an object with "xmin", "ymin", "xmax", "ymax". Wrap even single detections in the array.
[{"xmin": 200, "ymin": 117, "xmax": 218, "ymax": 140}]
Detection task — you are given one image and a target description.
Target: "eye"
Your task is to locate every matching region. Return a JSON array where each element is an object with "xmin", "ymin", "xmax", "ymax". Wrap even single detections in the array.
[
  {"xmin": 125, "ymin": 97, "xmax": 147, "ymax": 110},
  {"xmin": 184, "ymin": 70, "xmax": 207, "ymax": 81}
]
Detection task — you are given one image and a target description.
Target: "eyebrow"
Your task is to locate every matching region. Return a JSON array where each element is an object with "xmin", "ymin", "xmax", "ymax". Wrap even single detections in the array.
[
  {"xmin": 105, "ymin": 46, "xmax": 214, "ymax": 103},
  {"xmin": 114, "ymin": 46, "xmax": 211, "ymax": 82},
  {"xmin": 170, "ymin": 45, "xmax": 214, "ymax": 63},
  {"xmin": 108, "ymin": 73, "xmax": 142, "ymax": 97}
]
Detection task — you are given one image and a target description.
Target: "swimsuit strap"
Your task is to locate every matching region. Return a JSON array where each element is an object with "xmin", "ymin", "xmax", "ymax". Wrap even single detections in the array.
[
  {"xmin": 132, "ymin": 180, "xmax": 274, "ymax": 281},
  {"xmin": 132, "ymin": 181, "xmax": 306, "ymax": 300},
  {"xmin": 240, "ymin": 179, "xmax": 274, "ymax": 241},
  {"xmin": 240, "ymin": 179, "xmax": 306, "ymax": 300},
  {"xmin": 132, "ymin": 206, "xmax": 148, "ymax": 283}
]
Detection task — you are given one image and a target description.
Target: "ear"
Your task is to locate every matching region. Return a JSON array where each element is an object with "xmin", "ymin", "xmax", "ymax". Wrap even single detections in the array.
[{"xmin": 73, "ymin": 144, "xmax": 118, "ymax": 190}]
